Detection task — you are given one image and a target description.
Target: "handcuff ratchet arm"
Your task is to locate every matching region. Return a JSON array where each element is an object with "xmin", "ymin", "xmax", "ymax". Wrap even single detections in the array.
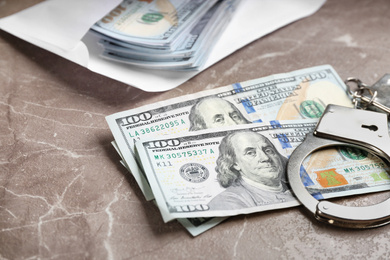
[{"xmin": 288, "ymin": 105, "xmax": 390, "ymax": 228}]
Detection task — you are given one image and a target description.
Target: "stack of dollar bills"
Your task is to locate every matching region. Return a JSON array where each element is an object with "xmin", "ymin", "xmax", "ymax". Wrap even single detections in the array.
[
  {"xmin": 106, "ymin": 65, "xmax": 390, "ymax": 236},
  {"xmin": 91, "ymin": 0, "xmax": 240, "ymax": 70}
]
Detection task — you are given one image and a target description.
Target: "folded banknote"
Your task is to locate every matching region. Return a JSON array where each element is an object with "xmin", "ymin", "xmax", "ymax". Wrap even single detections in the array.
[
  {"xmin": 135, "ymin": 121, "xmax": 390, "ymax": 222},
  {"xmin": 106, "ymin": 64, "xmax": 390, "ymax": 233},
  {"xmin": 106, "ymin": 64, "xmax": 352, "ymax": 201}
]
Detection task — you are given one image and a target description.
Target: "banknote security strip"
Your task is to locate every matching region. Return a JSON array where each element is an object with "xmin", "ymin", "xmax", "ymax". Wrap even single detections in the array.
[{"xmin": 288, "ymin": 75, "xmax": 390, "ymax": 228}]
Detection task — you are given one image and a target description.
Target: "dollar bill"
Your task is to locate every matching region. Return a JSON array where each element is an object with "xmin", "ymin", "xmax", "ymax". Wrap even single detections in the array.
[
  {"xmin": 101, "ymin": 17, "xmax": 221, "ymax": 70},
  {"xmin": 176, "ymin": 217, "xmax": 228, "ymax": 236},
  {"xmin": 92, "ymin": 0, "xmax": 218, "ymax": 50},
  {"xmin": 106, "ymin": 65, "xmax": 352, "ymax": 200},
  {"xmin": 111, "ymin": 140, "xmax": 226, "ymax": 236},
  {"xmin": 100, "ymin": 0, "xmax": 239, "ymax": 70},
  {"xmin": 100, "ymin": 0, "xmax": 237, "ymax": 61},
  {"xmin": 102, "ymin": 49, "xmax": 200, "ymax": 70},
  {"xmin": 302, "ymin": 147, "xmax": 390, "ymax": 198},
  {"xmin": 135, "ymin": 120, "xmax": 390, "ymax": 222}
]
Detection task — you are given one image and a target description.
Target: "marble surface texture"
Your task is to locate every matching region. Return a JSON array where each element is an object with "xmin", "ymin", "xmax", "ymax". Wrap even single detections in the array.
[{"xmin": 1, "ymin": 0, "xmax": 390, "ymax": 259}]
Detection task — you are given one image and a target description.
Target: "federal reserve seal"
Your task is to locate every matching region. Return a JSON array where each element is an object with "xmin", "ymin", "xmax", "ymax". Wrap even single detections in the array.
[{"xmin": 179, "ymin": 163, "xmax": 209, "ymax": 183}]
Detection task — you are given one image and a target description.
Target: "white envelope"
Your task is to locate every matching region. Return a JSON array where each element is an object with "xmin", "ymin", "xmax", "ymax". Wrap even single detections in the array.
[{"xmin": 0, "ymin": 0, "xmax": 325, "ymax": 92}]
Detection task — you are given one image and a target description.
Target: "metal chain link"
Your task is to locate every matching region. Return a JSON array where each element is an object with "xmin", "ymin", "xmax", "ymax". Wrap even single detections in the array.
[{"xmin": 344, "ymin": 77, "xmax": 390, "ymax": 114}]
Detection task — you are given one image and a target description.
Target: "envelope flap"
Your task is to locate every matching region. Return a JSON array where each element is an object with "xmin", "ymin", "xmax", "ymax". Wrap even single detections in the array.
[{"xmin": 0, "ymin": 0, "xmax": 121, "ymax": 51}]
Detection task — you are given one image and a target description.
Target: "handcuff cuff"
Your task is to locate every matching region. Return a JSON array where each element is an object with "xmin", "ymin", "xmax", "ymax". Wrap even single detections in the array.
[{"xmin": 287, "ymin": 75, "xmax": 390, "ymax": 228}]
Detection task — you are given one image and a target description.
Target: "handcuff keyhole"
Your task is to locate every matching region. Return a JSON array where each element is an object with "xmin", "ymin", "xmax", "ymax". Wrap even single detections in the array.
[{"xmin": 361, "ymin": 124, "xmax": 378, "ymax": 131}]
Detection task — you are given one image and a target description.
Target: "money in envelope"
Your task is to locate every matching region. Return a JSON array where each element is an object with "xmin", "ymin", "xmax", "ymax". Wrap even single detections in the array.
[
  {"xmin": 0, "ymin": 0, "xmax": 327, "ymax": 91},
  {"xmin": 93, "ymin": 0, "xmax": 239, "ymax": 70}
]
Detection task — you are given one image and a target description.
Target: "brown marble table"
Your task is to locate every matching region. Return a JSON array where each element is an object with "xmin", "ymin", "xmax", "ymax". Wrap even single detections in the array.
[{"xmin": 1, "ymin": 0, "xmax": 390, "ymax": 259}]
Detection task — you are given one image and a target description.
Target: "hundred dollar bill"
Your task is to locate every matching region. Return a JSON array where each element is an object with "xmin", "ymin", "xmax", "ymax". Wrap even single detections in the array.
[
  {"xmin": 176, "ymin": 217, "xmax": 228, "ymax": 236},
  {"xmin": 100, "ymin": 0, "xmax": 237, "ymax": 61},
  {"xmin": 111, "ymin": 140, "xmax": 227, "ymax": 236},
  {"xmin": 92, "ymin": 0, "xmax": 218, "ymax": 50},
  {"xmin": 102, "ymin": 0, "xmax": 239, "ymax": 70},
  {"xmin": 101, "ymin": 12, "xmax": 225, "ymax": 71},
  {"xmin": 106, "ymin": 65, "xmax": 352, "ymax": 200},
  {"xmin": 302, "ymin": 147, "xmax": 390, "ymax": 198},
  {"xmin": 135, "ymin": 120, "xmax": 390, "ymax": 222}
]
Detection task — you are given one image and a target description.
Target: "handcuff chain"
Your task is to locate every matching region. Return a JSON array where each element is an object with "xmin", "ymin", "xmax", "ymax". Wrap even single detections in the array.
[{"xmin": 344, "ymin": 77, "xmax": 390, "ymax": 114}]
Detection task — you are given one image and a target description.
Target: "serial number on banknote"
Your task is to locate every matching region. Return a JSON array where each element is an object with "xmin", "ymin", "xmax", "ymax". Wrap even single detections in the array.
[
  {"xmin": 128, "ymin": 119, "xmax": 187, "ymax": 137},
  {"xmin": 344, "ymin": 162, "xmax": 387, "ymax": 173},
  {"xmin": 153, "ymin": 148, "xmax": 216, "ymax": 161}
]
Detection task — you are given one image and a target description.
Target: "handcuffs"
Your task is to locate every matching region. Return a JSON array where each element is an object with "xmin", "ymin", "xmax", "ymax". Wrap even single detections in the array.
[{"xmin": 287, "ymin": 75, "xmax": 390, "ymax": 228}]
